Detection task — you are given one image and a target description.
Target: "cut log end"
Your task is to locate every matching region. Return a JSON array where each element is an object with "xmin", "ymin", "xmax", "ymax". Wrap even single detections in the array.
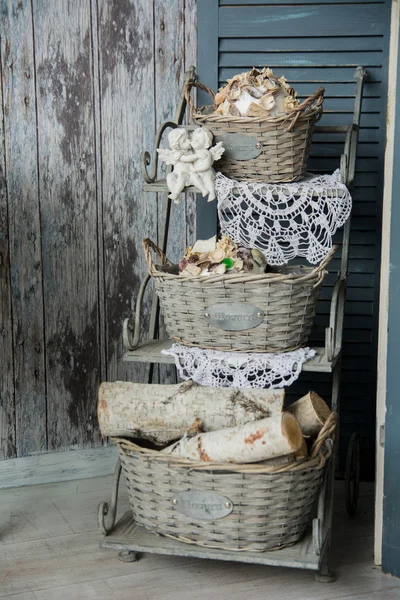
[
  {"xmin": 281, "ymin": 412, "xmax": 303, "ymax": 453},
  {"xmin": 309, "ymin": 391, "xmax": 331, "ymax": 424}
]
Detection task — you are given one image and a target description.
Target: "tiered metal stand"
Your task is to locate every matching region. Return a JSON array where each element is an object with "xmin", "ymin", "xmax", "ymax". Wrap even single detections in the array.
[{"xmin": 98, "ymin": 66, "xmax": 366, "ymax": 581}]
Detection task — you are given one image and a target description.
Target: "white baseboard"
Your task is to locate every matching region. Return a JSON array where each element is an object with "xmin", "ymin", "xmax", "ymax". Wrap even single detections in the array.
[{"xmin": 0, "ymin": 445, "xmax": 118, "ymax": 489}]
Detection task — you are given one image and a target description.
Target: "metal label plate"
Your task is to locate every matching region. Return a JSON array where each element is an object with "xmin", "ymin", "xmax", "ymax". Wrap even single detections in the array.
[
  {"xmin": 172, "ymin": 490, "xmax": 233, "ymax": 520},
  {"xmin": 214, "ymin": 133, "xmax": 262, "ymax": 161},
  {"xmin": 206, "ymin": 302, "xmax": 264, "ymax": 331}
]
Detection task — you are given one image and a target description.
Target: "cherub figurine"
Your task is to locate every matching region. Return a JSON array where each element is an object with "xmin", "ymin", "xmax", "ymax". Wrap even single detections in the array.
[
  {"xmin": 157, "ymin": 127, "xmax": 224, "ymax": 204},
  {"xmin": 190, "ymin": 128, "xmax": 224, "ymax": 202}
]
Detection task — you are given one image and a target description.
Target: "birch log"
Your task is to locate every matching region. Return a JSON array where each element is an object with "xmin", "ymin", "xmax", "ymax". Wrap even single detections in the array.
[
  {"xmin": 162, "ymin": 412, "xmax": 303, "ymax": 463},
  {"xmin": 287, "ymin": 391, "xmax": 331, "ymax": 436},
  {"xmin": 98, "ymin": 381, "xmax": 284, "ymax": 444},
  {"xmin": 295, "ymin": 437, "xmax": 308, "ymax": 459}
]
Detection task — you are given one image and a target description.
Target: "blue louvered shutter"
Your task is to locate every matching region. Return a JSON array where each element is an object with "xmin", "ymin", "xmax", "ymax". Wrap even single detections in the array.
[{"xmin": 197, "ymin": 0, "xmax": 391, "ymax": 479}]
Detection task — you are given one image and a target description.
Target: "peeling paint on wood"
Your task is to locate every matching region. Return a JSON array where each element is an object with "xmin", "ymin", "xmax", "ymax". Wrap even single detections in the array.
[
  {"xmin": 0, "ymin": 0, "xmax": 197, "ymax": 460},
  {"xmin": 155, "ymin": 0, "xmax": 185, "ymax": 385},
  {"xmin": 1, "ymin": 0, "xmax": 46, "ymax": 457},
  {"xmin": 0, "ymin": 2, "xmax": 16, "ymax": 460},
  {"xmin": 33, "ymin": 0, "xmax": 101, "ymax": 451},
  {"xmin": 97, "ymin": 0, "xmax": 156, "ymax": 385}
]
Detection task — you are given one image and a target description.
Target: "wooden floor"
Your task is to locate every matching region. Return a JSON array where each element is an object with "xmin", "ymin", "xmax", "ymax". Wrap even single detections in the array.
[{"xmin": 1, "ymin": 476, "xmax": 399, "ymax": 600}]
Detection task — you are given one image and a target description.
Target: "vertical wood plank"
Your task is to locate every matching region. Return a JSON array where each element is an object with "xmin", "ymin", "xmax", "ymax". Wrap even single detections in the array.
[
  {"xmin": 184, "ymin": 0, "xmax": 197, "ymax": 247},
  {"xmin": 33, "ymin": 0, "xmax": 101, "ymax": 450},
  {"xmin": 97, "ymin": 0, "xmax": 156, "ymax": 382},
  {"xmin": 0, "ymin": 6, "xmax": 16, "ymax": 459},
  {"xmin": 1, "ymin": 0, "xmax": 46, "ymax": 456},
  {"xmin": 154, "ymin": 0, "xmax": 185, "ymax": 384},
  {"xmin": 89, "ymin": 0, "xmax": 107, "ymax": 386},
  {"xmin": 155, "ymin": 0, "xmax": 186, "ymax": 264}
]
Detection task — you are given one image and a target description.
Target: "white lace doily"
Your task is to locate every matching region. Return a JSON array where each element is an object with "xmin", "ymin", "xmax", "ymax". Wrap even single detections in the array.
[
  {"xmin": 216, "ymin": 169, "xmax": 352, "ymax": 266},
  {"xmin": 162, "ymin": 344, "xmax": 316, "ymax": 389}
]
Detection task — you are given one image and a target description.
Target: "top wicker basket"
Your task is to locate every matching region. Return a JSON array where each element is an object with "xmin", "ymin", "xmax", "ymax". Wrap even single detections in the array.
[{"xmin": 184, "ymin": 81, "xmax": 324, "ymax": 183}]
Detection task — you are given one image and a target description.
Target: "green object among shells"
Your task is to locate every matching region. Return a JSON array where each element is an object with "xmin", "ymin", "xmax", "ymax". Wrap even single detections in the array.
[{"xmin": 221, "ymin": 257, "xmax": 235, "ymax": 269}]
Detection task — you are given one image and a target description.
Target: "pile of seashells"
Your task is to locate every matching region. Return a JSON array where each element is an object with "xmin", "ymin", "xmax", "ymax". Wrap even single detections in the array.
[
  {"xmin": 214, "ymin": 67, "xmax": 300, "ymax": 118},
  {"xmin": 179, "ymin": 234, "xmax": 268, "ymax": 277}
]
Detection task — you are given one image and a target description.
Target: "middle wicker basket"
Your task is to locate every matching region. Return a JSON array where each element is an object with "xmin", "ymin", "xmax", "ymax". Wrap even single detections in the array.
[{"xmin": 143, "ymin": 239, "xmax": 336, "ymax": 353}]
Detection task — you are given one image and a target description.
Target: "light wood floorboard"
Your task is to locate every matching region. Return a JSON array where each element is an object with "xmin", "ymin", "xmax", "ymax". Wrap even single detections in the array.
[{"xmin": 0, "ymin": 476, "xmax": 398, "ymax": 600}]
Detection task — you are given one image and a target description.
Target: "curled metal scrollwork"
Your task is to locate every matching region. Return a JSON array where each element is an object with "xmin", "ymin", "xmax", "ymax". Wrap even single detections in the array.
[{"xmin": 98, "ymin": 459, "xmax": 122, "ymax": 536}]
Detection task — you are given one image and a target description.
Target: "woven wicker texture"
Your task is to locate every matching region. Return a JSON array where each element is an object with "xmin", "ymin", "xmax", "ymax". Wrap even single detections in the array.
[
  {"xmin": 113, "ymin": 413, "xmax": 337, "ymax": 552},
  {"xmin": 184, "ymin": 82, "xmax": 324, "ymax": 183},
  {"xmin": 143, "ymin": 239, "xmax": 335, "ymax": 353}
]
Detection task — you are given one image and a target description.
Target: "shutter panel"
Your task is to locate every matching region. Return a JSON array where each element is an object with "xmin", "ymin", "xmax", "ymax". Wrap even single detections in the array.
[{"xmin": 197, "ymin": 0, "xmax": 391, "ymax": 479}]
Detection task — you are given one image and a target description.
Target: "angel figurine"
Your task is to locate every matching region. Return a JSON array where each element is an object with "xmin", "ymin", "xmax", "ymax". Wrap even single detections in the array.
[
  {"xmin": 190, "ymin": 127, "xmax": 225, "ymax": 202},
  {"xmin": 157, "ymin": 127, "xmax": 224, "ymax": 204}
]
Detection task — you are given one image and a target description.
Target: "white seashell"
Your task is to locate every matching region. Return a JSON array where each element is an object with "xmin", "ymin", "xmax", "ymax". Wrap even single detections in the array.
[
  {"xmin": 234, "ymin": 259, "xmax": 244, "ymax": 271},
  {"xmin": 181, "ymin": 264, "xmax": 202, "ymax": 277},
  {"xmin": 211, "ymin": 263, "xmax": 227, "ymax": 275},
  {"xmin": 192, "ymin": 236, "xmax": 217, "ymax": 254},
  {"xmin": 210, "ymin": 248, "xmax": 225, "ymax": 262},
  {"xmin": 260, "ymin": 94, "xmax": 275, "ymax": 111},
  {"xmin": 234, "ymin": 90, "xmax": 256, "ymax": 116}
]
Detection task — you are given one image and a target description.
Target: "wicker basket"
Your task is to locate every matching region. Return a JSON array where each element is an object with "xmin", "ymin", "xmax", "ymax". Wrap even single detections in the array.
[
  {"xmin": 113, "ymin": 412, "xmax": 337, "ymax": 552},
  {"xmin": 184, "ymin": 82, "xmax": 324, "ymax": 183},
  {"xmin": 143, "ymin": 239, "xmax": 335, "ymax": 353}
]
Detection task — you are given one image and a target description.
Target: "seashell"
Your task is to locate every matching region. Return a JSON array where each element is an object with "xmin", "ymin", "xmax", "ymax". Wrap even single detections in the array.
[
  {"xmin": 187, "ymin": 253, "xmax": 200, "ymax": 263},
  {"xmin": 227, "ymin": 87, "xmax": 242, "ymax": 100},
  {"xmin": 210, "ymin": 263, "xmax": 227, "ymax": 275},
  {"xmin": 235, "ymin": 90, "xmax": 256, "ymax": 116},
  {"xmin": 197, "ymin": 260, "xmax": 212, "ymax": 271},
  {"xmin": 159, "ymin": 263, "xmax": 179, "ymax": 274},
  {"xmin": 217, "ymin": 99, "xmax": 232, "ymax": 116},
  {"xmin": 238, "ymin": 246, "xmax": 252, "ymax": 259},
  {"xmin": 251, "ymin": 248, "xmax": 267, "ymax": 267},
  {"xmin": 181, "ymin": 264, "xmax": 202, "ymax": 277},
  {"xmin": 278, "ymin": 75, "xmax": 291, "ymax": 92},
  {"xmin": 248, "ymin": 86, "xmax": 263, "ymax": 99},
  {"xmin": 211, "ymin": 248, "xmax": 225, "ymax": 262},
  {"xmin": 247, "ymin": 102, "xmax": 269, "ymax": 118},
  {"xmin": 260, "ymin": 94, "xmax": 275, "ymax": 111},
  {"xmin": 268, "ymin": 87, "xmax": 286, "ymax": 115},
  {"xmin": 215, "ymin": 89, "xmax": 228, "ymax": 105},
  {"xmin": 234, "ymin": 258, "xmax": 244, "ymax": 271},
  {"xmin": 228, "ymin": 102, "xmax": 241, "ymax": 117},
  {"xmin": 179, "ymin": 259, "xmax": 188, "ymax": 272},
  {"xmin": 284, "ymin": 95, "xmax": 300, "ymax": 112},
  {"xmin": 243, "ymin": 259, "xmax": 254, "ymax": 272},
  {"xmin": 192, "ymin": 236, "xmax": 217, "ymax": 254}
]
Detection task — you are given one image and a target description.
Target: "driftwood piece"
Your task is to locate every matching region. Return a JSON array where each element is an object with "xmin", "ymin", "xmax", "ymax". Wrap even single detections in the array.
[
  {"xmin": 98, "ymin": 381, "xmax": 284, "ymax": 445},
  {"xmin": 162, "ymin": 412, "xmax": 302, "ymax": 463},
  {"xmin": 287, "ymin": 391, "xmax": 331, "ymax": 436}
]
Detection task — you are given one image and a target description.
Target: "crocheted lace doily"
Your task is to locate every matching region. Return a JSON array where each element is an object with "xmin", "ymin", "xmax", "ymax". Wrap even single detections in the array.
[
  {"xmin": 216, "ymin": 169, "xmax": 351, "ymax": 266},
  {"xmin": 162, "ymin": 344, "xmax": 316, "ymax": 389}
]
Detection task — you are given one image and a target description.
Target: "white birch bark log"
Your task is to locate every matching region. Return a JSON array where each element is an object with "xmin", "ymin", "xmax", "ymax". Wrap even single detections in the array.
[
  {"xmin": 162, "ymin": 412, "xmax": 303, "ymax": 463},
  {"xmin": 287, "ymin": 391, "xmax": 331, "ymax": 436},
  {"xmin": 98, "ymin": 381, "xmax": 284, "ymax": 445}
]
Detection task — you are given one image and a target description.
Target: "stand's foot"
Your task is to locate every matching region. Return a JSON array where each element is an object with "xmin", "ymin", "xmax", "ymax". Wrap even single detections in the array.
[
  {"xmin": 315, "ymin": 571, "xmax": 336, "ymax": 583},
  {"xmin": 118, "ymin": 550, "xmax": 139, "ymax": 563}
]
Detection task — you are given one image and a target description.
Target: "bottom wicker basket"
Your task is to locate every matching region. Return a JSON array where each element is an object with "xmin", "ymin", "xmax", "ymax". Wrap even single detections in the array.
[{"xmin": 113, "ymin": 413, "xmax": 336, "ymax": 553}]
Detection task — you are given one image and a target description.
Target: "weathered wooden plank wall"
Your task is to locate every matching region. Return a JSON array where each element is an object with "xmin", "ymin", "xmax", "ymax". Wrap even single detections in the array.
[{"xmin": 0, "ymin": 0, "xmax": 197, "ymax": 460}]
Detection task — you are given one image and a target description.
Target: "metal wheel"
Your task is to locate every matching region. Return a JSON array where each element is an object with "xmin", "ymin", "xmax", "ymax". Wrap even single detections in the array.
[
  {"xmin": 345, "ymin": 432, "xmax": 360, "ymax": 516},
  {"xmin": 118, "ymin": 550, "xmax": 139, "ymax": 563}
]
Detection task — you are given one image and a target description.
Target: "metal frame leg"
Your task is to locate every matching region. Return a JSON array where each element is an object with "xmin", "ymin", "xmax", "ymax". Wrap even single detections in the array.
[
  {"xmin": 98, "ymin": 458, "xmax": 123, "ymax": 536},
  {"xmin": 315, "ymin": 360, "xmax": 341, "ymax": 582}
]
